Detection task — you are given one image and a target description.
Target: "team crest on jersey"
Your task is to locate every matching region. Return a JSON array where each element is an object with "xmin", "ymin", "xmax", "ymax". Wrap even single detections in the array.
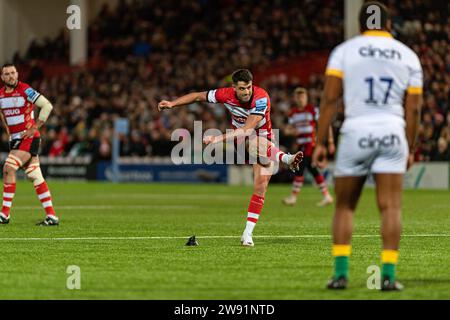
[
  {"xmin": 24, "ymin": 87, "xmax": 39, "ymax": 102},
  {"xmin": 255, "ymin": 98, "xmax": 268, "ymax": 112}
]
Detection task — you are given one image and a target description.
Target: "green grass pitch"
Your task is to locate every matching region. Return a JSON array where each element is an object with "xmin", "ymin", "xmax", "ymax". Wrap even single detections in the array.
[{"xmin": 0, "ymin": 181, "xmax": 449, "ymax": 299}]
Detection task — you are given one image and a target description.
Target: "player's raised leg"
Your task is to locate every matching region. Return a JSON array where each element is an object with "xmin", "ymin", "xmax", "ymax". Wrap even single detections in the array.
[
  {"xmin": 327, "ymin": 176, "xmax": 366, "ymax": 289},
  {"xmin": 25, "ymin": 157, "xmax": 59, "ymax": 226},
  {"xmin": 0, "ymin": 151, "xmax": 29, "ymax": 224},
  {"xmin": 241, "ymin": 163, "xmax": 271, "ymax": 247},
  {"xmin": 374, "ymin": 173, "xmax": 404, "ymax": 291},
  {"xmin": 257, "ymin": 136, "xmax": 303, "ymax": 172}
]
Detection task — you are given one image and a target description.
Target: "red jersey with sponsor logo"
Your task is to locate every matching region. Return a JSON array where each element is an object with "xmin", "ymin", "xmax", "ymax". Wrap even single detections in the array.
[
  {"xmin": 288, "ymin": 104, "xmax": 318, "ymax": 156},
  {"xmin": 206, "ymin": 86, "xmax": 273, "ymax": 139},
  {"xmin": 0, "ymin": 81, "xmax": 40, "ymax": 140}
]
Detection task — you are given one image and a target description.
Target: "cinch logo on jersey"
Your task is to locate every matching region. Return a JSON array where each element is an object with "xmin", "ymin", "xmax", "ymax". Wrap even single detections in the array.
[
  {"xmin": 359, "ymin": 45, "xmax": 402, "ymax": 60},
  {"xmin": 358, "ymin": 134, "xmax": 401, "ymax": 149}
]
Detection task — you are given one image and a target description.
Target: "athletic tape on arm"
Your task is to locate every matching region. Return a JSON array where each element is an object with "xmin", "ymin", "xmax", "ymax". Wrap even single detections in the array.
[{"xmin": 34, "ymin": 95, "xmax": 53, "ymax": 122}]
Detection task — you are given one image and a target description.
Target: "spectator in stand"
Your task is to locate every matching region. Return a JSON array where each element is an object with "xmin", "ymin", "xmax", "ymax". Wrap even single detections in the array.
[{"xmin": 430, "ymin": 137, "xmax": 450, "ymax": 161}]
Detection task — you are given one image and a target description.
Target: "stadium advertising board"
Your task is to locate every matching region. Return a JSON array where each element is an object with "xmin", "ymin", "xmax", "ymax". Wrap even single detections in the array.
[
  {"xmin": 40, "ymin": 163, "xmax": 96, "ymax": 181},
  {"xmin": 39, "ymin": 156, "xmax": 96, "ymax": 181},
  {"xmin": 1, "ymin": 155, "xmax": 96, "ymax": 181},
  {"xmin": 96, "ymin": 162, "xmax": 228, "ymax": 183}
]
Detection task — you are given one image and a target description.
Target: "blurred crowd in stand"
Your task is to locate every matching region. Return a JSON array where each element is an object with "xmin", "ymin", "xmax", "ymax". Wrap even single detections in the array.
[{"xmin": 4, "ymin": 0, "xmax": 448, "ymax": 162}]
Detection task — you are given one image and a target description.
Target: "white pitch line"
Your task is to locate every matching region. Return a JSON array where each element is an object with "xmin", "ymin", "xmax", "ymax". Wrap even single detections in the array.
[
  {"xmin": 20, "ymin": 193, "xmax": 248, "ymax": 200},
  {"xmin": 95, "ymin": 194, "xmax": 243, "ymax": 199},
  {"xmin": 0, "ymin": 234, "xmax": 449, "ymax": 241},
  {"xmin": 11, "ymin": 205, "xmax": 198, "ymax": 211}
]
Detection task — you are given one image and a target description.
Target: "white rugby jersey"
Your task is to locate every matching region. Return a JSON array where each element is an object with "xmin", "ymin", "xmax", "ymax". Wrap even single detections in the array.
[{"xmin": 326, "ymin": 30, "xmax": 423, "ymax": 125}]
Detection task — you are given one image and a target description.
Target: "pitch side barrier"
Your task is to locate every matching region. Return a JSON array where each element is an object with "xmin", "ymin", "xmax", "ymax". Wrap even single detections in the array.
[
  {"xmin": 96, "ymin": 157, "xmax": 228, "ymax": 183},
  {"xmin": 0, "ymin": 154, "xmax": 96, "ymax": 181},
  {"xmin": 229, "ymin": 162, "xmax": 450, "ymax": 189},
  {"xmin": 0, "ymin": 153, "xmax": 447, "ymax": 188},
  {"xmin": 96, "ymin": 158, "xmax": 449, "ymax": 188}
]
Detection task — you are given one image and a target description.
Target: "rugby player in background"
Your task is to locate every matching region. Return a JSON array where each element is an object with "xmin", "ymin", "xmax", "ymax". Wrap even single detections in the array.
[
  {"xmin": 283, "ymin": 87, "xmax": 334, "ymax": 207},
  {"xmin": 0, "ymin": 63, "xmax": 59, "ymax": 226}
]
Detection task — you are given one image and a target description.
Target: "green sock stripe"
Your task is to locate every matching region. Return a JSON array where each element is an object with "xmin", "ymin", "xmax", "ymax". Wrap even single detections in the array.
[
  {"xmin": 335, "ymin": 256, "xmax": 349, "ymax": 279},
  {"xmin": 382, "ymin": 263, "xmax": 396, "ymax": 281}
]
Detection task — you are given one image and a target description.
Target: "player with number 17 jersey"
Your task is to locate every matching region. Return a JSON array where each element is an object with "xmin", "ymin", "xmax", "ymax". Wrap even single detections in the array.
[
  {"xmin": 313, "ymin": 1, "xmax": 423, "ymax": 291},
  {"xmin": 326, "ymin": 30, "xmax": 423, "ymax": 176}
]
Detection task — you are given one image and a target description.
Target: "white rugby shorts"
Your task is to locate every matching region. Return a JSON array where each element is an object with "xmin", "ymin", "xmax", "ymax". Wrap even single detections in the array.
[{"xmin": 335, "ymin": 118, "xmax": 408, "ymax": 177}]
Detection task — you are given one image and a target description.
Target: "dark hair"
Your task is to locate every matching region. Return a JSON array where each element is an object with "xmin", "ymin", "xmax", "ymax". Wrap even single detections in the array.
[
  {"xmin": 359, "ymin": 1, "xmax": 390, "ymax": 32},
  {"xmin": 231, "ymin": 69, "xmax": 253, "ymax": 84},
  {"xmin": 1, "ymin": 63, "xmax": 15, "ymax": 74}
]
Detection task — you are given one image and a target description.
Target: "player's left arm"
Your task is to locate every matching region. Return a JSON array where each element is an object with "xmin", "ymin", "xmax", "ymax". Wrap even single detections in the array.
[
  {"xmin": 22, "ymin": 90, "xmax": 53, "ymax": 139},
  {"xmin": 35, "ymin": 94, "xmax": 54, "ymax": 125},
  {"xmin": 313, "ymin": 76, "xmax": 342, "ymax": 168},
  {"xmin": 404, "ymin": 92, "xmax": 422, "ymax": 154}
]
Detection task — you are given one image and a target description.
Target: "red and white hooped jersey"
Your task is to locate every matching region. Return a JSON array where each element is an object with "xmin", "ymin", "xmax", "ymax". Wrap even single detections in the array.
[
  {"xmin": 288, "ymin": 104, "xmax": 318, "ymax": 147},
  {"xmin": 206, "ymin": 86, "xmax": 273, "ymax": 139},
  {"xmin": 0, "ymin": 81, "xmax": 40, "ymax": 140}
]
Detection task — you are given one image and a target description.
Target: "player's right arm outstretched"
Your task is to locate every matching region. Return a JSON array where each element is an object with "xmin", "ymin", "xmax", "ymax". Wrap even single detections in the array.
[{"xmin": 157, "ymin": 92, "xmax": 208, "ymax": 111}]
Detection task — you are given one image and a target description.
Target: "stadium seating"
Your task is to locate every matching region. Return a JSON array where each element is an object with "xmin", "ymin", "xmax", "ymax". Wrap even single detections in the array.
[{"xmin": 4, "ymin": 0, "xmax": 448, "ymax": 162}]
